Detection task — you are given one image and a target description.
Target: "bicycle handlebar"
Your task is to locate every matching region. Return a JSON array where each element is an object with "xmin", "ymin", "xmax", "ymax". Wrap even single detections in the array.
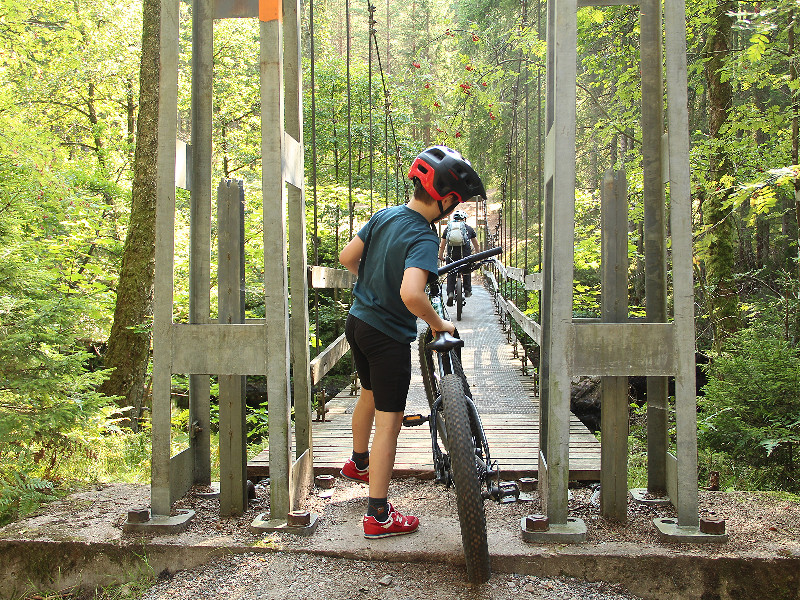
[{"xmin": 437, "ymin": 246, "xmax": 502, "ymax": 277}]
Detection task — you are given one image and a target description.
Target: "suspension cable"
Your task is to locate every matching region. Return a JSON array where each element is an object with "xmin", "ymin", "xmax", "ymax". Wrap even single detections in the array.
[
  {"xmin": 310, "ymin": 0, "xmax": 320, "ymax": 355},
  {"xmin": 369, "ymin": 16, "xmax": 405, "ymax": 204},
  {"xmin": 346, "ymin": 0, "xmax": 353, "ymax": 238},
  {"xmin": 368, "ymin": 2, "xmax": 375, "ymax": 213}
]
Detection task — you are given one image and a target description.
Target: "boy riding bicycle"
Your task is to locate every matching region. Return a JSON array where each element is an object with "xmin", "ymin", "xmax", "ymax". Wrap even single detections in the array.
[
  {"xmin": 338, "ymin": 146, "xmax": 486, "ymax": 538},
  {"xmin": 438, "ymin": 209, "xmax": 477, "ymax": 306}
]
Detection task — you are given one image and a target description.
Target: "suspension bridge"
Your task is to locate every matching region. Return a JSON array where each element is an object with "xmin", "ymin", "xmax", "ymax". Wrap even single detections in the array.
[
  {"xmin": 137, "ymin": 0, "xmax": 717, "ymax": 546},
  {"xmin": 247, "ymin": 281, "xmax": 602, "ymax": 481}
]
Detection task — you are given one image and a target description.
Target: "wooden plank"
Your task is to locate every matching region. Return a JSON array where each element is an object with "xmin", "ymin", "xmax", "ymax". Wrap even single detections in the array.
[
  {"xmin": 569, "ymin": 322, "xmax": 676, "ymax": 375},
  {"xmin": 505, "ymin": 266, "xmax": 525, "ymax": 284},
  {"xmin": 310, "ymin": 333, "xmax": 350, "ymax": 385},
  {"xmin": 665, "ymin": 0, "xmax": 700, "ymax": 529},
  {"xmin": 247, "ymin": 409, "xmax": 601, "ymax": 480},
  {"xmin": 308, "ymin": 265, "xmax": 357, "ymax": 290},
  {"xmin": 578, "ymin": 0, "xmax": 639, "ymax": 5},
  {"xmin": 524, "ymin": 272, "xmax": 542, "ymax": 291},
  {"xmin": 151, "ymin": 0, "xmax": 181, "ymax": 518},
  {"xmin": 170, "ymin": 323, "xmax": 267, "ymax": 375},
  {"xmin": 261, "ymin": 9, "xmax": 292, "ymax": 518},
  {"xmin": 214, "ymin": 0, "xmax": 259, "ymax": 18},
  {"xmin": 505, "ymin": 299, "xmax": 542, "ymax": 345}
]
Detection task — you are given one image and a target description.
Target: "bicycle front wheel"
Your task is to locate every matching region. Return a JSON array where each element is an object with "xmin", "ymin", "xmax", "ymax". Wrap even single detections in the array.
[{"xmin": 441, "ymin": 374, "xmax": 490, "ymax": 583}]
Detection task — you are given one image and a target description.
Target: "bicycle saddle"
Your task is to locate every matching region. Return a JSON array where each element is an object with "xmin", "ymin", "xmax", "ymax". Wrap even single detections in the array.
[{"xmin": 427, "ymin": 331, "xmax": 464, "ymax": 352}]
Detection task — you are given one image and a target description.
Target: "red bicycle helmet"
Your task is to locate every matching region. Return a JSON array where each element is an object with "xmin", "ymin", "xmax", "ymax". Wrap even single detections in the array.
[{"xmin": 407, "ymin": 146, "xmax": 486, "ymax": 202}]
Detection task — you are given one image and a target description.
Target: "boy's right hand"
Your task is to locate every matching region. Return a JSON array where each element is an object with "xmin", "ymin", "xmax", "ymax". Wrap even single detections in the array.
[{"xmin": 433, "ymin": 319, "xmax": 456, "ymax": 336}]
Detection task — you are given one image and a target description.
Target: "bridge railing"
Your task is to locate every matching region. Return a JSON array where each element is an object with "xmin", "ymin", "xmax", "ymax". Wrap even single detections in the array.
[
  {"xmin": 307, "ymin": 265, "xmax": 356, "ymax": 420},
  {"xmin": 483, "ymin": 260, "xmax": 542, "ymax": 393}
]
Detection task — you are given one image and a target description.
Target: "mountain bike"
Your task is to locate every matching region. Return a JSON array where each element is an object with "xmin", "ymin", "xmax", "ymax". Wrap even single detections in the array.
[{"xmin": 403, "ymin": 246, "xmax": 520, "ymax": 584}]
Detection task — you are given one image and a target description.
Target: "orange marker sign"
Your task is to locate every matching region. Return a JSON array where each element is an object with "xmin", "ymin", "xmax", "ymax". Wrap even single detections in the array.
[{"xmin": 259, "ymin": 0, "xmax": 281, "ymax": 21}]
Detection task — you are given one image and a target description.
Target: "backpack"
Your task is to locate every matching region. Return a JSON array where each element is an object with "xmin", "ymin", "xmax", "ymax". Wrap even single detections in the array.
[{"xmin": 446, "ymin": 222, "xmax": 469, "ymax": 247}]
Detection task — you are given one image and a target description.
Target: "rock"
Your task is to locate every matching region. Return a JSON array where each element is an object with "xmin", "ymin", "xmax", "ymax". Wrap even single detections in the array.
[
  {"xmin": 570, "ymin": 376, "xmax": 601, "ymax": 432},
  {"xmin": 379, "ymin": 575, "xmax": 393, "ymax": 586}
]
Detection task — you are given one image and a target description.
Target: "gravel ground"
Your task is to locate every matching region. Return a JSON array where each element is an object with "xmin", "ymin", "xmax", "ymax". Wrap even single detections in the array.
[
  {"xmin": 138, "ymin": 551, "xmax": 644, "ymax": 600},
  {"xmin": 165, "ymin": 477, "xmax": 800, "ymax": 557},
  {"xmin": 130, "ymin": 476, "xmax": 799, "ymax": 600},
  {"xmin": 4, "ymin": 476, "xmax": 798, "ymax": 599}
]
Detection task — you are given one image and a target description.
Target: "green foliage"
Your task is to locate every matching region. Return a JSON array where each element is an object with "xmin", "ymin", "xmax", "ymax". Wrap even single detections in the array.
[
  {"xmin": 699, "ymin": 326, "xmax": 800, "ymax": 492},
  {"xmin": 0, "ymin": 84, "xmax": 124, "ymax": 524}
]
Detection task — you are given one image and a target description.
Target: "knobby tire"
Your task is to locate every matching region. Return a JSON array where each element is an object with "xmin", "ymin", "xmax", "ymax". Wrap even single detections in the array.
[{"xmin": 441, "ymin": 374, "xmax": 491, "ymax": 584}]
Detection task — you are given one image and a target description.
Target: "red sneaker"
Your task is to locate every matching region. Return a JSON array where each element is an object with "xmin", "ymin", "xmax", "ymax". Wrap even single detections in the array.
[
  {"xmin": 363, "ymin": 504, "xmax": 420, "ymax": 538},
  {"xmin": 340, "ymin": 459, "xmax": 369, "ymax": 483}
]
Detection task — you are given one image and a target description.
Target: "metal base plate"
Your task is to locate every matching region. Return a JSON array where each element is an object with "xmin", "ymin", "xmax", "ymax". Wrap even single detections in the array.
[
  {"xmin": 123, "ymin": 509, "xmax": 195, "ymax": 534},
  {"xmin": 630, "ymin": 488, "xmax": 672, "ymax": 506},
  {"xmin": 195, "ymin": 482, "xmax": 221, "ymax": 499},
  {"xmin": 250, "ymin": 512, "xmax": 320, "ymax": 536},
  {"xmin": 520, "ymin": 516, "xmax": 587, "ymax": 543},
  {"xmin": 653, "ymin": 517, "xmax": 728, "ymax": 543}
]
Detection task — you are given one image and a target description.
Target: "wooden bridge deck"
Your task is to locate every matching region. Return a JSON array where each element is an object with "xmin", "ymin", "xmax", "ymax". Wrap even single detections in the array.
[
  {"xmin": 248, "ymin": 392, "xmax": 601, "ymax": 480},
  {"xmin": 248, "ymin": 284, "xmax": 601, "ymax": 481}
]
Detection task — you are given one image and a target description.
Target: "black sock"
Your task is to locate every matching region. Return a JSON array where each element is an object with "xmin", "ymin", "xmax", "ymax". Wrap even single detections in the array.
[
  {"xmin": 352, "ymin": 450, "xmax": 369, "ymax": 471},
  {"xmin": 367, "ymin": 497, "xmax": 390, "ymax": 521}
]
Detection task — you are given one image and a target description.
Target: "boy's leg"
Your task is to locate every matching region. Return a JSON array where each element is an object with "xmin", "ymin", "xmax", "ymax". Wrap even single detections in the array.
[
  {"xmin": 351, "ymin": 388, "xmax": 375, "ymax": 454},
  {"xmin": 341, "ymin": 388, "xmax": 374, "ymax": 482},
  {"xmin": 446, "ymin": 271, "xmax": 456, "ymax": 304},
  {"xmin": 368, "ymin": 409, "xmax": 403, "ymax": 498},
  {"xmin": 362, "ymin": 409, "xmax": 419, "ymax": 537}
]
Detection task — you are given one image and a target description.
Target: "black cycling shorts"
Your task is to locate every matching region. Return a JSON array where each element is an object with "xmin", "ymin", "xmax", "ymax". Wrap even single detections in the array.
[{"xmin": 345, "ymin": 314, "xmax": 411, "ymax": 413}]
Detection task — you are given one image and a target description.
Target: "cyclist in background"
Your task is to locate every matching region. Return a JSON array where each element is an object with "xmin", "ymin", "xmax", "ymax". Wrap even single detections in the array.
[{"xmin": 438, "ymin": 209, "xmax": 477, "ymax": 306}]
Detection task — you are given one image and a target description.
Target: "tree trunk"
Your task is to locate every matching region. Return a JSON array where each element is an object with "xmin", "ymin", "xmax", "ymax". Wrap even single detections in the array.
[
  {"xmin": 99, "ymin": 0, "xmax": 160, "ymax": 430},
  {"xmin": 703, "ymin": 0, "xmax": 739, "ymax": 350}
]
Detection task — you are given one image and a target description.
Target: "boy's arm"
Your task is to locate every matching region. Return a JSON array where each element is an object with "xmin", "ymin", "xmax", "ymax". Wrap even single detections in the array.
[
  {"xmin": 339, "ymin": 235, "xmax": 364, "ymax": 275},
  {"xmin": 400, "ymin": 267, "xmax": 455, "ymax": 335}
]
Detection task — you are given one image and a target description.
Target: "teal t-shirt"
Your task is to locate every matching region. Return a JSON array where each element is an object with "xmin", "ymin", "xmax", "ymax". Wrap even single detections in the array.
[{"xmin": 349, "ymin": 204, "xmax": 440, "ymax": 343}]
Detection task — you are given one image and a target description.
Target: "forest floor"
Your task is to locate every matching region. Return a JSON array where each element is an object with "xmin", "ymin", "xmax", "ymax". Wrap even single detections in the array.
[{"xmin": 2, "ymin": 476, "xmax": 799, "ymax": 599}]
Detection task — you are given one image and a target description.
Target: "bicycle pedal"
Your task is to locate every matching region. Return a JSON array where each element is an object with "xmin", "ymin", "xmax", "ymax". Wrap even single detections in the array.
[
  {"xmin": 497, "ymin": 481, "xmax": 521, "ymax": 503},
  {"xmin": 402, "ymin": 413, "xmax": 429, "ymax": 427}
]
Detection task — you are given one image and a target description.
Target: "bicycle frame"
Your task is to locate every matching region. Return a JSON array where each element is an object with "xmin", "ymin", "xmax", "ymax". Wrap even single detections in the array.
[{"xmin": 418, "ymin": 247, "xmax": 519, "ymax": 502}]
